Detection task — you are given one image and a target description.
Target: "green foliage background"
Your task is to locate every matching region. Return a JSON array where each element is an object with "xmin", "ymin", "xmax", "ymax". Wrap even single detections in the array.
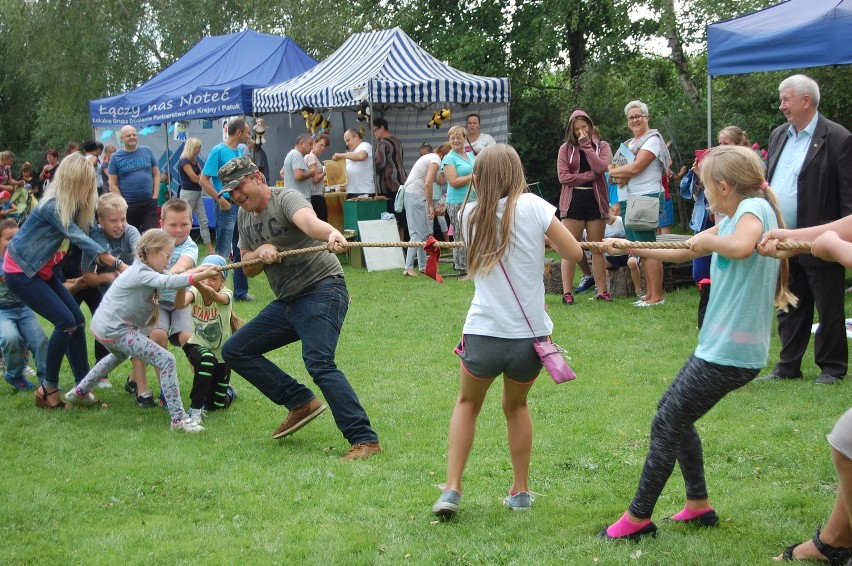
[{"xmin": 1, "ymin": 0, "xmax": 849, "ymax": 209}]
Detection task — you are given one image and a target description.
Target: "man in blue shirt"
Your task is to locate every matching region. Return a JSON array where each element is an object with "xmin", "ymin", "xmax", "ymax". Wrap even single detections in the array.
[
  {"xmin": 759, "ymin": 75, "xmax": 852, "ymax": 385},
  {"xmin": 199, "ymin": 117, "xmax": 253, "ymax": 301},
  {"xmin": 108, "ymin": 125, "xmax": 160, "ymax": 232}
]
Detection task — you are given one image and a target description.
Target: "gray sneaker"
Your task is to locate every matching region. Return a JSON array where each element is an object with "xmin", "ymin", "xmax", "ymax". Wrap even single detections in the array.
[
  {"xmin": 503, "ymin": 491, "xmax": 534, "ymax": 511},
  {"xmin": 432, "ymin": 489, "xmax": 461, "ymax": 518}
]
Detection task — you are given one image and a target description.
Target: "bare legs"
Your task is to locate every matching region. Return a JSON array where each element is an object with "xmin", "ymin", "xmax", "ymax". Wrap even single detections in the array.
[
  {"xmin": 561, "ymin": 218, "xmax": 608, "ymax": 297},
  {"xmin": 774, "ymin": 448, "xmax": 852, "ymax": 561},
  {"xmin": 443, "ymin": 365, "xmax": 534, "ymax": 495},
  {"xmin": 642, "ymin": 257, "xmax": 664, "ymax": 304}
]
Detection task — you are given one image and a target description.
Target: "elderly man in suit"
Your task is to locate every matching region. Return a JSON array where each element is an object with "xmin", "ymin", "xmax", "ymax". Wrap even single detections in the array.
[{"xmin": 759, "ymin": 74, "xmax": 852, "ymax": 385}]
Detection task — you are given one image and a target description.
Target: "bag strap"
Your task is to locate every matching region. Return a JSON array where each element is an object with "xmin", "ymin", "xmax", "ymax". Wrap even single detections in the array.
[{"xmin": 499, "ymin": 261, "xmax": 542, "ymax": 344}]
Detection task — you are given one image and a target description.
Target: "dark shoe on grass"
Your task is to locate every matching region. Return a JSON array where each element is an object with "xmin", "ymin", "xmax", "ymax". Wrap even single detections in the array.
[
  {"xmin": 815, "ymin": 373, "xmax": 843, "ymax": 385},
  {"xmin": 272, "ymin": 397, "xmax": 326, "ymax": 439},
  {"xmin": 234, "ymin": 294, "xmax": 255, "ymax": 302},
  {"xmin": 124, "ymin": 376, "xmax": 138, "ymax": 396},
  {"xmin": 754, "ymin": 371, "xmax": 803, "ymax": 382},
  {"xmin": 137, "ymin": 394, "xmax": 158, "ymax": 408}
]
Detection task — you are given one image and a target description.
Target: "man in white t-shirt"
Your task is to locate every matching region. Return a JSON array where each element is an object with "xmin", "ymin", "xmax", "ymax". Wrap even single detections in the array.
[
  {"xmin": 279, "ymin": 134, "xmax": 315, "ymax": 200},
  {"xmin": 332, "ymin": 129, "xmax": 374, "ymax": 197}
]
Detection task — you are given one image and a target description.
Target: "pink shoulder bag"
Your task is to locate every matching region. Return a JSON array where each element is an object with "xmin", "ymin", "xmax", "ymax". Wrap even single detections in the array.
[{"xmin": 499, "ymin": 262, "xmax": 576, "ymax": 383}]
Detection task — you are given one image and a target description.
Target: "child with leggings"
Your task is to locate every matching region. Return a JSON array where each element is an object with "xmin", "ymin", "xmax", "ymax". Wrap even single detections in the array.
[
  {"xmin": 600, "ymin": 145, "xmax": 796, "ymax": 540},
  {"xmin": 64, "ymin": 229, "xmax": 218, "ymax": 432}
]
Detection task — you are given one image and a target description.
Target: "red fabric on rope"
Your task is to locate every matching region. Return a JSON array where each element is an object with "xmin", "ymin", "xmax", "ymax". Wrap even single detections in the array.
[{"xmin": 423, "ymin": 236, "xmax": 444, "ymax": 283}]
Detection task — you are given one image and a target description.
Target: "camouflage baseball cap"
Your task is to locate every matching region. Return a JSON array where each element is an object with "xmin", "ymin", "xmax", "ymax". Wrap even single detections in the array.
[{"xmin": 217, "ymin": 155, "xmax": 258, "ymax": 196}]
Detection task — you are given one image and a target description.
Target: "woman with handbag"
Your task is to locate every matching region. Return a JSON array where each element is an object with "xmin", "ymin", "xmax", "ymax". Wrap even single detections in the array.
[
  {"xmin": 557, "ymin": 110, "xmax": 613, "ymax": 304},
  {"xmin": 432, "ymin": 144, "xmax": 582, "ymax": 518},
  {"xmin": 608, "ymin": 100, "xmax": 671, "ymax": 306}
]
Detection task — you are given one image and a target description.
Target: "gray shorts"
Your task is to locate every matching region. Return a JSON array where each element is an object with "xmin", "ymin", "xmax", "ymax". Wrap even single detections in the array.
[
  {"xmin": 828, "ymin": 408, "xmax": 852, "ymax": 459},
  {"xmin": 454, "ymin": 333, "xmax": 544, "ymax": 383},
  {"xmin": 143, "ymin": 302, "xmax": 193, "ymax": 339}
]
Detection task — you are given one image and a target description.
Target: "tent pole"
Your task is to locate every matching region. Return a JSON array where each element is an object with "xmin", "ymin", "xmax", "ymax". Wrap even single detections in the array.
[
  {"xmin": 164, "ymin": 125, "xmax": 171, "ymax": 195},
  {"xmin": 706, "ymin": 75, "xmax": 712, "ymax": 149}
]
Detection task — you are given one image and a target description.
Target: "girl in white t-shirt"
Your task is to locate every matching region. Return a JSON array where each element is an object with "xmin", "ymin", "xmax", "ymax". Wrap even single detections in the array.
[{"xmin": 432, "ymin": 144, "xmax": 582, "ymax": 518}]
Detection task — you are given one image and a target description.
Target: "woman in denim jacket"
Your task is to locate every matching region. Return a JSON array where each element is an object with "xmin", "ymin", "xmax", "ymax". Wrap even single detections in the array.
[{"xmin": 3, "ymin": 154, "xmax": 121, "ymax": 409}]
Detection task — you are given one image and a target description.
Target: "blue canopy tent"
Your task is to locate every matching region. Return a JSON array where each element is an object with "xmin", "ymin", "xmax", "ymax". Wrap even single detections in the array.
[
  {"xmin": 252, "ymin": 27, "xmax": 510, "ymax": 174},
  {"xmin": 89, "ymin": 29, "xmax": 317, "ymax": 230},
  {"xmin": 705, "ymin": 0, "xmax": 852, "ymax": 145},
  {"xmin": 89, "ymin": 29, "xmax": 318, "ymax": 128}
]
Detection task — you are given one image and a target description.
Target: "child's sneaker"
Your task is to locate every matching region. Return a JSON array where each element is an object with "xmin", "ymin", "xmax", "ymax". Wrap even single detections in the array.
[
  {"xmin": 23, "ymin": 366, "xmax": 37, "ymax": 379},
  {"xmin": 561, "ymin": 292, "xmax": 574, "ymax": 306},
  {"xmin": 64, "ymin": 387, "xmax": 100, "ymax": 407},
  {"xmin": 124, "ymin": 376, "xmax": 138, "ymax": 396},
  {"xmin": 137, "ymin": 393, "xmax": 158, "ymax": 408},
  {"xmin": 171, "ymin": 417, "xmax": 205, "ymax": 432},
  {"xmin": 187, "ymin": 407, "xmax": 205, "ymax": 426},
  {"xmin": 574, "ymin": 275, "xmax": 595, "ymax": 294},
  {"xmin": 432, "ymin": 489, "xmax": 461, "ymax": 518},
  {"xmin": 5, "ymin": 375, "xmax": 35, "ymax": 391},
  {"xmin": 503, "ymin": 491, "xmax": 534, "ymax": 511}
]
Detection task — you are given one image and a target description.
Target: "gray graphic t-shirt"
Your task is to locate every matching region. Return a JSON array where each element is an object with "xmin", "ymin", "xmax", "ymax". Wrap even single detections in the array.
[{"xmin": 237, "ymin": 187, "xmax": 342, "ymax": 299}]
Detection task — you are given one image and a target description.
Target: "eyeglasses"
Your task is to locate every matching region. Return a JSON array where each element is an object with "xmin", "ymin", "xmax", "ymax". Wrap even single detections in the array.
[
  {"xmin": 160, "ymin": 251, "xmax": 172, "ymax": 261},
  {"xmin": 627, "ymin": 115, "xmax": 647, "ymax": 122}
]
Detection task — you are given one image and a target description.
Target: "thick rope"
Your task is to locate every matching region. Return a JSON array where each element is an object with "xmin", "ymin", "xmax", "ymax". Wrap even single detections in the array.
[{"xmin": 213, "ymin": 239, "xmax": 812, "ymax": 272}]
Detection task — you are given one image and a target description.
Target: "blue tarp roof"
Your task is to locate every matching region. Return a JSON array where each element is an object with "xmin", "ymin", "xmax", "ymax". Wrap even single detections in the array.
[
  {"xmin": 253, "ymin": 27, "xmax": 510, "ymax": 113},
  {"xmin": 707, "ymin": 0, "xmax": 852, "ymax": 76},
  {"xmin": 89, "ymin": 29, "xmax": 318, "ymax": 127}
]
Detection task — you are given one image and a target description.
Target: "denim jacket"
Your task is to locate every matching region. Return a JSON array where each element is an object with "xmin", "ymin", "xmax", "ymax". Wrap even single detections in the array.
[
  {"xmin": 7, "ymin": 199, "xmax": 106, "ymax": 278},
  {"xmin": 680, "ymin": 170, "xmax": 710, "ymax": 233}
]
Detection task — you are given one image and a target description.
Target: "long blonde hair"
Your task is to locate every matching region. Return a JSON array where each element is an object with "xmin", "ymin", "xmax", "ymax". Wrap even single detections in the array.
[
  {"xmin": 38, "ymin": 153, "xmax": 97, "ymax": 232},
  {"xmin": 700, "ymin": 145, "xmax": 797, "ymax": 311},
  {"xmin": 465, "ymin": 144, "xmax": 529, "ymax": 276}
]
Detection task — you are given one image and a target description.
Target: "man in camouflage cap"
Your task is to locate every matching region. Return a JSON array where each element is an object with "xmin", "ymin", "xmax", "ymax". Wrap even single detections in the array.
[{"xmin": 218, "ymin": 155, "xmax": 383, "ymax": 461}]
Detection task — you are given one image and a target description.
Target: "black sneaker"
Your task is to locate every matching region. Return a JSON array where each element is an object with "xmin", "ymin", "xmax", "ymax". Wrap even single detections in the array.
[
  {"xmin": 137, "ymin": 394, "xmax": 157, "ymax": 408},
  {"xmin": 124, "ymin": 376, "xmax": 138, "ymax": 396},
  {"xmin": 815, "ymin": 373, "xmax": 843, "ymax": 385},
  {"xmin": 234, "ymin": 294, "xmax": 255, "ymax": 302},
  {"xmin": 753, "ymin": 372, "xmax": 803, "ymax": 382}
]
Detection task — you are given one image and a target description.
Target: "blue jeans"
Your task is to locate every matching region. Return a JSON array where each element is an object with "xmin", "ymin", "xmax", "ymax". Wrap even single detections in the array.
[
  {"xmin": 0, "ymin": 304, "xmax": 48, "ymax": 384},
  {"xmin": 5, "ymin": 272, "xmax": 89, "ymax": 388},
  {"xmin": 231, "ymin": 220, "xmax": 248, "ymax": 297},
  {"xmin": 215, "ymin": 205, "xmax": 248, "ymax": 297},
  {"xmin": 214, "ymin": 205, "xmax": 238, "ymax": 257},
  {"xmin": 222, "ymin": 276, "xmax": 378, "ymax": 445}
]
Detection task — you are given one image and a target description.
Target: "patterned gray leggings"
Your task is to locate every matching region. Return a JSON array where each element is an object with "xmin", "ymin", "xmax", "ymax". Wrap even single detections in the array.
[
  {"xmin": 628, "ymin": 355, "xmax": 758, "ymax": 519},
  {"xmin": 77, "ymin": 329, "xmax": 186, "ymax": 422}
]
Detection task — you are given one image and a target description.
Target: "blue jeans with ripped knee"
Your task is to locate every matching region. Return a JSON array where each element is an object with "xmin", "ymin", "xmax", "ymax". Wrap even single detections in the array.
[{"xmin": 5, "ymin": 272, "xmax": 89, "ymax": 388}]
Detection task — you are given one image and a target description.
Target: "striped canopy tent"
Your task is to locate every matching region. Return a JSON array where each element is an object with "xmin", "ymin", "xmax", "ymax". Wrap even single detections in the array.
[{"xmin": 253, "ymin": 27, "xmax": 511, "ymax": 171}]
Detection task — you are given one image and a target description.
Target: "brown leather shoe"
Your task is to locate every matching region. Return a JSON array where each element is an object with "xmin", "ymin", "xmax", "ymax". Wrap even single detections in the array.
[
  {"xmin": 340, "ymin": 443, "xmax": 383, "ymax": 461},
  {"xmin": 272, "ymin": 397, "xmax": 326, "ymax": 439},
  {"xmin": 35, "ymin": 386, "xmax": 66, "ymax": 409}
]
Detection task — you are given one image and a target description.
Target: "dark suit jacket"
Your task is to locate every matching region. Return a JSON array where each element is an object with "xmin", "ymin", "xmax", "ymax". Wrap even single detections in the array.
[{"xmin": 768, "ymin": 114, "xmax": 852, "ymax": 267}]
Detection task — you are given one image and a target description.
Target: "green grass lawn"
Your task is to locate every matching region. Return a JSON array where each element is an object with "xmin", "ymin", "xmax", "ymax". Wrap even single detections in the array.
[{"xmin": 1, "ymin": 255, "xmax": 850, "ymax": 565}]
